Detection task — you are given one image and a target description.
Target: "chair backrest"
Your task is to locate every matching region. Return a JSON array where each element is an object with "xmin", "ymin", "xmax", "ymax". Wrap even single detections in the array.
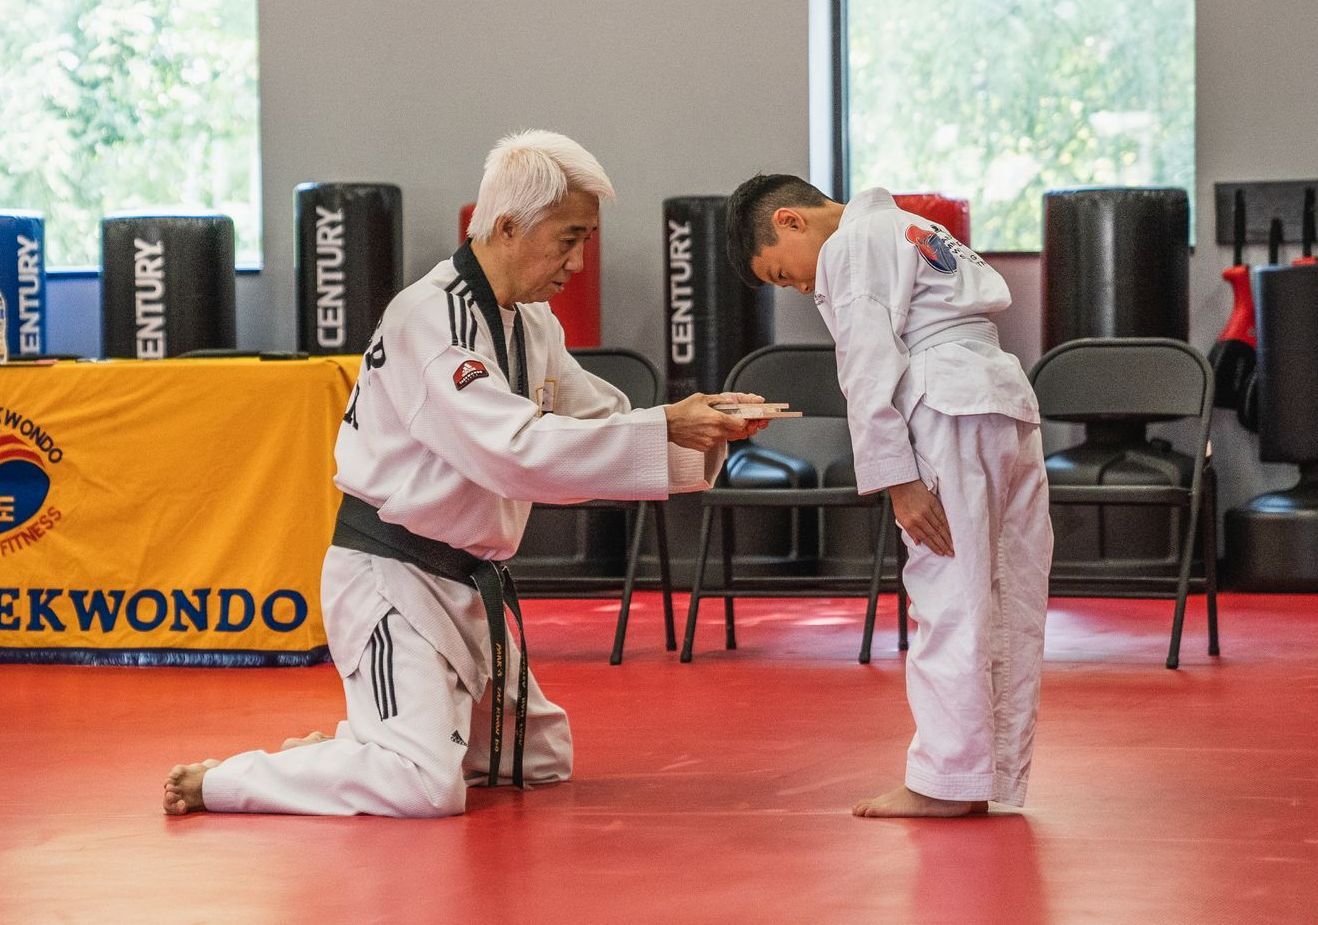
[
  {"xmin": 570, "ymin": 348, "xmax": 661, "ymax": 408},
  {"xmin": 723, "ymin": 345, "xmax": 848, "ymax": 418},
  {"xmin": 1030, "ymin": 338, "xmax": 1215, "ymax": 502},
  {"xmin": 1029, "ymin": 338, "xmax": 1212, "ymax": 424}
]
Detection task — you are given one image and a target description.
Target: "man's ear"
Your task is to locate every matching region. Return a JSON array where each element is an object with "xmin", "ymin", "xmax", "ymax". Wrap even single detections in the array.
[
  {"xmin": 494, "ymin": 215, "xmax": 517, "ymax": 244},
  {"xmin": 771, "ymin": 207, "xmax": 806, "ymax": 234}
]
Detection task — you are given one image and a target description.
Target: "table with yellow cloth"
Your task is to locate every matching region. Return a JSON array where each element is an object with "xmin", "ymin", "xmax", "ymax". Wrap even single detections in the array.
[{"xmin": 0, "ymin": 356, "xmax": 359, "ymax": 665}]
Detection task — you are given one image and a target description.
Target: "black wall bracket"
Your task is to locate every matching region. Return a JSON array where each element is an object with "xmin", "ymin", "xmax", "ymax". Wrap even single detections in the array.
[{"xmin": 1214, "ymin": 180, "xmax": 1318, "ymax": 247}]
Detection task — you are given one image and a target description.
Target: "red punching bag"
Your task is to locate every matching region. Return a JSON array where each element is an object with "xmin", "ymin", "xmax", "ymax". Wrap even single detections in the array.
[
  {"xmin": 459, "ymin": 202, "xmax": 601, "ymax": 347},
  {"xmin": 893, "ymin": 193, "xmax": 972, "ymax": 247}
]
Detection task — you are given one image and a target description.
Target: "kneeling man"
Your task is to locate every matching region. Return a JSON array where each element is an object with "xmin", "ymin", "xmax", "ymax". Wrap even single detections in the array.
[{"xmin": 164, "ymin": 130, "xmax": 763, "ymax": 817}]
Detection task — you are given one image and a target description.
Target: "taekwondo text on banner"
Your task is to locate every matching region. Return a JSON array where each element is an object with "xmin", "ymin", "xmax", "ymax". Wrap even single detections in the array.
[{"xmin": 0, "ymin": 356, "xmax": 359, "ymax": 665}]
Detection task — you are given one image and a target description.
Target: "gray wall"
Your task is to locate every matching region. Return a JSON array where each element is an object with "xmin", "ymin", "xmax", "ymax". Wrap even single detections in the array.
[{"xmin": 44, "ymin": 0, "xmax": 1318, "ymax": 518}]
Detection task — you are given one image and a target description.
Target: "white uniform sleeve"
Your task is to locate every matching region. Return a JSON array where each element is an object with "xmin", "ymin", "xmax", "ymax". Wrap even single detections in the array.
[
  {"xmin": 406, "ymin": 342, "xmax": 672, "ymax": 505},
  {"xmin": 551, "ymin": 345, "xmax": 633, "ymax": 419},
  {"xmin": 550, "ymin": 330, "xmax": 725, "ymax": 494},
  {"xmin": 667, "ymin": 441, "xmax": 726, "ymax": 494},
  {"xmin": 818, "ymin": 221, "xmax": 922, "ymax": 494}
]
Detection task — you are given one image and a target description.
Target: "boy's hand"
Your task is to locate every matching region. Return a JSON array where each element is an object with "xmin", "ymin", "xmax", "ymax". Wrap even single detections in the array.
[
  {"xmin": 888, "ymin": 479, "xmax": 954, "ymax": 556},
  {"xmin": 665, "ymin": 392, "xmax": 768, "ymax": 451}
]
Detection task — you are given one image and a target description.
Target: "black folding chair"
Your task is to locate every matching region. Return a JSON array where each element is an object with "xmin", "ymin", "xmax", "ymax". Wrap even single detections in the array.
[
  {"xmin": 679, "ymin": 344, "xmax": 908, "ymax": 664},
  {"xmin": 516, "ymin": 349, "xmax": 675, "ymax": 665},
  {"xmin": 1030, "ymin": 337, "xmax": 1220, "ymax": 669}
]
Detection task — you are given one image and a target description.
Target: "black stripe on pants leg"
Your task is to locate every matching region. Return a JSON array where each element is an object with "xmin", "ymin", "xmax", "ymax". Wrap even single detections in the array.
[
  {"xmin": 381, "ymin": 617, "xmax": 398, "ymax": 719},
  {"xmin": 376, "ymin": 625, "xmax": 391, "ymax": 720},
  {"xmin": 368, "ymin": 630, "xmax": 384, "ymax": 721}
]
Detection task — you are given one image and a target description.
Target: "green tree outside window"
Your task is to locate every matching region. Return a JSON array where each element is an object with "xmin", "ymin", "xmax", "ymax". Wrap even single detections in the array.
[
  {"xmin": 0, "ymin": 0, "xmax": 260, "ymax": 268},
  {"xmin": 847, "ymin": 0, "xmax": 1194, "ymax": 251}
]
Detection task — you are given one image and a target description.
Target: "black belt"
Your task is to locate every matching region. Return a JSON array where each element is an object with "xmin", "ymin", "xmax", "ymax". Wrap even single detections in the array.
[{"xmin": 332, "ymin": 493, "xmax": 528, "ymax": 788}]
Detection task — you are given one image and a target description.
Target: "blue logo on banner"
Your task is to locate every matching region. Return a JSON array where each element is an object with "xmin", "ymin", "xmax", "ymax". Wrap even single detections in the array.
[{"xmin": 0, "ymin": 435, "xmax": 50, "ymax": 531}]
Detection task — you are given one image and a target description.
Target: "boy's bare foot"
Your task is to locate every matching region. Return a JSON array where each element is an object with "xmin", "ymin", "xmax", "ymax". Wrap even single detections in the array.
[
  {"xmin": 281, "ymin": 730, "xmax": 330, "ymax": 751},
  {"xmin": 162, "ymin": 759, "xmax": 219, "ymax": 815},
  {"xmin": 852, "ymin": 785, "xmax": 989, "ymax": 818}
]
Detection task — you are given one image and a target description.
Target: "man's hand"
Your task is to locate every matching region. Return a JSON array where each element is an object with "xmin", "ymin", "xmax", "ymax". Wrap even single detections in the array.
[
  {"xmin": 888, "ymin": 478, "xmax": 954, "ymax": 557},
  {"xmin": 665, "ymin": 392, "xmax": 770, "ymax": 451}
]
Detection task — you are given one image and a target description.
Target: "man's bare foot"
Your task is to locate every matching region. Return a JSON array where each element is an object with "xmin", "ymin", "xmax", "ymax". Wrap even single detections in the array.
[
  {"xmin": 163, "ymin": 759, "xmax": 219, "ymax": 815},
  {"xmin": 281, "ymin": 731, "xmax": 329, "ymax": 751},
  {"xmin": 852, "ymin": 785, "xmax": 990, "ymax": 818}
]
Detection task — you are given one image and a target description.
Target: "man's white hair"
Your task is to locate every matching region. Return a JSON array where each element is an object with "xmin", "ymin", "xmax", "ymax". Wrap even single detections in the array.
[{"xmin": 467, "ymin": 129, "xmax": 615, "ymax": 242}]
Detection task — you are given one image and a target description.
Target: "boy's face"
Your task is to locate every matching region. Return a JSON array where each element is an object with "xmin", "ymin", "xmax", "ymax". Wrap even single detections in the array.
[{"xmin": 749, "ymin": 208, "xmax": 826, "ymax": 294}]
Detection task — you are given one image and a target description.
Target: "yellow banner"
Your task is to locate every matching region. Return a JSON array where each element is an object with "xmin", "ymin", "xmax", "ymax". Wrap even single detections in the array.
[{"xmin": 0, "ymin": 357, "xmax": 358, "ymax": 665}]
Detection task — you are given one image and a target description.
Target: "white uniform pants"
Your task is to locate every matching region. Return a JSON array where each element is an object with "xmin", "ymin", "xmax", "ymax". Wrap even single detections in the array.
[
  {"xmin": 900, "ymin": 405, "xmax": 1051, "ymax": 806},
  {"xmin": 202, "ymin": 611, "xmax": 573, "ymax": 816}
]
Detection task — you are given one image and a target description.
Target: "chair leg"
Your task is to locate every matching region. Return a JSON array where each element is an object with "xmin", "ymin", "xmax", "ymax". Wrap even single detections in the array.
[
  {"xmin": 1204, "ymin": 469, "xmax": 1220, "ymax": 657},
  {"xmin": 859, "ymin": 499, "xmax": 888, "ymax": 664},
  {"xmin": 609, "ymin": 502, "xmax": 649, "ymax": 666},
  {"xmin": 680, "ymin": 506, "xmax": 715, "ymax": 663},
  {"xmin": 896, "ymin": 531, "xmax": 909, "ymax": 652},
  {"xmin": 654, "ymin": 502, "xmax": 676, "ymax": 652},
  {"xmin": 1166, "ymin": 499, "xmax": 1201, "ymax": 670},
  {"xmin": 720, "ymin": 507, "xmax": 736, "ymax": 650}
]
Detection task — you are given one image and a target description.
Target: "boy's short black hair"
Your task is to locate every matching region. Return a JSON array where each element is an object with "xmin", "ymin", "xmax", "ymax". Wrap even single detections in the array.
[{"xmin": 725, "ymin": 174, "xmax": 830, "ymax": 287}]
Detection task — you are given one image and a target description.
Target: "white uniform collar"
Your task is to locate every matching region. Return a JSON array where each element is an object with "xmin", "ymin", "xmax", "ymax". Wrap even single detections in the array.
[{"xmin": 839, "ymin": 187, "xmax": 898, "ymax": 228}]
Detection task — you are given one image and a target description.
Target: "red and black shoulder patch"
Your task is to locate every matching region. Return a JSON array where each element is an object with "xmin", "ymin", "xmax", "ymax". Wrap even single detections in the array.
[{"xmin": 453, "ymin": 359, "xmax": 489, "ymax": 391}]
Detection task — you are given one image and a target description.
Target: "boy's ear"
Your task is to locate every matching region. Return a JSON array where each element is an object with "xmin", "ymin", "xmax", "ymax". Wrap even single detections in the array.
[{"xmin": 771, "ymin": 207, "xmax": 807, "ymax": 234}]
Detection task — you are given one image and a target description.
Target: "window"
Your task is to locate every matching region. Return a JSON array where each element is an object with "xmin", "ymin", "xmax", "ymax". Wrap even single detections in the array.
[
  {"xmin": 0, "ymin": 0, "xmax": 260, "ymax": 268},
  {"xmin": 841, "ymin": 0, "xmax": 1195, "ymax": 251}
]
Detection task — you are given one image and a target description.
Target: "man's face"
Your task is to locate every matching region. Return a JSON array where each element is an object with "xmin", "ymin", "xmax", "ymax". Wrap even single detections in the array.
[
  {"xmin": 749, "ymin": 211, "xmax": 825, "ymax": 294},
  {"xmin": 506, "ymin": 189, "xmax": 599, "ymax": 304}
]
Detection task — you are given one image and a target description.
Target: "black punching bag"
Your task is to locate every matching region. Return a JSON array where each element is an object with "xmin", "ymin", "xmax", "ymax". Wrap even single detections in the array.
[
  {"xmin": 664, "ymin": 196, "xmax": 773, "ymax": 401},
  {"xmin": 1225, "ymin": 264, "xmax": 1318, "ymax": 591},
  {"xmin": 1254, "ymin": 264, "xmax": 1318, "ymax": 463},
  {"xmin": 296, "ymin": 183, "xmax": 403, "ymax": 354},
  {"xmin": 1042, "ymin": 188, "xmax": 1189, "ymax": 349},
  {"xmin": 101, "ymin": 211, "xmax": 236, "ymax": 359}
]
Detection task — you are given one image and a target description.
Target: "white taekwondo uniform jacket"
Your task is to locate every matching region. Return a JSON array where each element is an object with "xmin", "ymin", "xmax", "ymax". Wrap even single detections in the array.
[
  {"xmin": 324, "ymin": 242, "xmax": 722, "ymax": 697},
  {"xmin": 812, "ymin": 187, "xmax": 1040, "ymax": 493}
]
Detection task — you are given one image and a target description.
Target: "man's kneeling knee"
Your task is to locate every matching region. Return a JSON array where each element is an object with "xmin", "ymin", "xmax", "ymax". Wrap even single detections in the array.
[{"xmin": 408, "ymin": 782, "xmax": 466, "ymax": 818}]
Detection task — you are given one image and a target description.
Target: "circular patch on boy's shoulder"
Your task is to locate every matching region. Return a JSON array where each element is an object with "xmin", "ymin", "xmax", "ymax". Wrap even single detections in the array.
[{"xmin": 905, "ymin": 225, "xmax": 958, "ymax": 274}]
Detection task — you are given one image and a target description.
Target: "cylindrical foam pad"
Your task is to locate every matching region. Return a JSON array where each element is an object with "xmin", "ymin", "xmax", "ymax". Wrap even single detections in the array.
[
  {"xmin": 101, "ymin": 212, "xmax": 236, "ymax": 359},
  {"xmin": 893, "ymin": 194, "xmax": 971, "ymax": 247},
  {"xmin": 296, "ymin": 183, "xmax": 403, "ymax": 354},
  {"xmin": 663, "ymin": 196, "xmax": 774, "ymax": 401},
  {"xmin": 0, "ymin": 211, "xmax": 46, "ymax": 358},
  {"xmin": 459, "ymin": 202, "xmax": 601, "ymax": 348},
  {"xmin": 1042, "ymin": 187, "xmax": 1189, "ymax": 350},
  {"xmin": 1253, "ymin": 264, "xmax": 1318, "ymax": 463}
]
